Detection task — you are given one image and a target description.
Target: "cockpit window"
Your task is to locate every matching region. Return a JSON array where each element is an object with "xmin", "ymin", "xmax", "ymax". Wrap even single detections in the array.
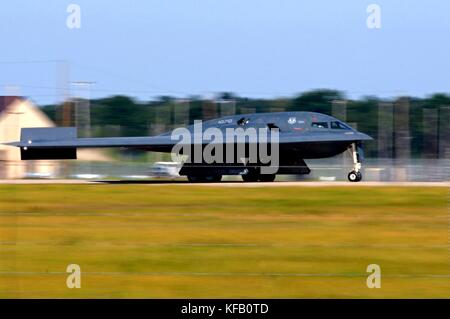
[
  {"xmin": 237, "ymin": 117, "xmax": 250, "ymax": 126},
  {"xmin": 330, "ymin": 121, "xmax": 350, "ymax": 130},
  {"xmin": 311, "ymin": 122, "xmax": 328, "ymax": 129}
]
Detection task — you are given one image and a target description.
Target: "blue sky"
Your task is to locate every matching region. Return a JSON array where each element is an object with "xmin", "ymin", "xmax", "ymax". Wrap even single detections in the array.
[{"xmin": 0, "ymin": 0, "xmax": 449, "ymax": 104}]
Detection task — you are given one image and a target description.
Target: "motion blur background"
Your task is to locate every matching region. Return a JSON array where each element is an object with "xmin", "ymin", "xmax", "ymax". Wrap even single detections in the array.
[
  {"xmin": 0, "ymin": 0, "xmax": 449, "ymax": 181},
  {"xmin": 0, "ymin": 1, "xmax": 449, "ymax": 299}
]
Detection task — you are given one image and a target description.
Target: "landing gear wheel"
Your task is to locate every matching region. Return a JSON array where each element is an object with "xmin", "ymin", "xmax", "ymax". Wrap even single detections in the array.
[
  {"xmin": 348, "ymin": 171, "xmax": 362, "ymax": 182},
  {"xmin": 187, "ymin": 175, "xmax": 203, "ymax": 183},
  {"xmin": 242, "ymin": 174, "xmax": 259, "ymax": 182},
  {"xmin": 242, "ymin": 169, "xmax": 259, "ymax": 182},
  {"xmin": 187, "ymin": 175, "xmax": 222, "ymax": 183},
  {"xmin": 259, "ymin": 174, "xmax": 276, "ymax": 182},
  {"xmin": 347, "ymin": 143, "xmax": 363, "ymax": 182},
  {"xmin": 204, "ymin": 175, "xmax": 222, "ymax": 183}
]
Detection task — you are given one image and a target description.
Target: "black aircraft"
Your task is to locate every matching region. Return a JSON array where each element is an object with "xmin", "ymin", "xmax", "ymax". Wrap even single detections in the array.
[{"xmin": 6, "ymin": 112, "xmax": 373, "ymax": 182}]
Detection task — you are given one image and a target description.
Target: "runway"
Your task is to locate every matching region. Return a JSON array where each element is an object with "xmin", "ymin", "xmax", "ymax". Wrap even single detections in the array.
[{"xmin": 0, "ymin": 179, "xmax": 448, "ymax": 187}]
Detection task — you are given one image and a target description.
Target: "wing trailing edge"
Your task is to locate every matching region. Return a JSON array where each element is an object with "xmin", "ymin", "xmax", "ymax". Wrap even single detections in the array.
[{"xmin": 18, "ymin": 127, "xmax": 77, "ymax": 160}]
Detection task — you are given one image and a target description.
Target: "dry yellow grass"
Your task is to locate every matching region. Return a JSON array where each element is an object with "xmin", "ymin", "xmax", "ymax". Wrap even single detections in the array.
[{"xmin": 0, "ymin": 185, "xmax": 448, "ymax": 298}]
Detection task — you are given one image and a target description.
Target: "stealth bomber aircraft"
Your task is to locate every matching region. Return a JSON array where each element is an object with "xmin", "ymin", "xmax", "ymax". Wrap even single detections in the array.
[{"xmin": 6, "ymin": 112, "xmax": 373, "ymax": 182}]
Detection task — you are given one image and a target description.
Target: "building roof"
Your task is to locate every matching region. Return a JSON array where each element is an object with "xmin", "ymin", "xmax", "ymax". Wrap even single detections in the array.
[{"xmin": 0, "ymin": 96, "xmax": 24, "ymax": 115}]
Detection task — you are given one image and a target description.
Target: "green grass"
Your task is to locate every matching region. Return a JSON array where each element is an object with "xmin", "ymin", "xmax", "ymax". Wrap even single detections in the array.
[{"xmin": 0, "ymin": 185, "xmax": 448, "ymax": 298}]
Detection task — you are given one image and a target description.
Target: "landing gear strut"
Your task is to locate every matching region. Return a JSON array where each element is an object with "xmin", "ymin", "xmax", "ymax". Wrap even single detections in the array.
[{"xmin": 347, "ymin": 143, "xmax": 362, "ymax": 182}]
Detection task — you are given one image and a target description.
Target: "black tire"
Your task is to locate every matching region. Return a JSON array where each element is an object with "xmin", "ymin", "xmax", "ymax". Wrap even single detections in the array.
[
  {"xmin": 204, "ymin": 175, "xmax": 222, "ymax": 183},
  {"xmin": 348, "ymin": 171, "xmax": 360, "ymax": 182},
  {"xmin": 242, "ymin": 169, "xmax": 259, "ymax": 182},
  {"xmin": 187, "ymin": 175, "xmax": 203, "ymax": 183},
  {"xmin": 259, "ymin": 174, "xmax": 276, "ymax": 182},
  {"xmin": 356, "ymin": 171, "xmax": 362, "ymax": 182},
  {"xmin": 242, "ymin": 174, "xmax": 259, "ymax": 182}
]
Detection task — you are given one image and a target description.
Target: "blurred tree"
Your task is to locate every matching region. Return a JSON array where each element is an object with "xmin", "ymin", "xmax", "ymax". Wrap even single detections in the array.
[
  {"xmin": 39, "ymin": 90, "xmax": 450, "ymax": 159},
  {"xmin": 290, "ymin": 89, "xmax": 345, "ymax": 113}
]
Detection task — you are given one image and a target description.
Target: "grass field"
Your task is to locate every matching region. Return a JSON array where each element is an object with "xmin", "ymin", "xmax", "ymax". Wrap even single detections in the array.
[{"xmin": 0, "ymin": 184, "xmax": 448, "ymax": 298}]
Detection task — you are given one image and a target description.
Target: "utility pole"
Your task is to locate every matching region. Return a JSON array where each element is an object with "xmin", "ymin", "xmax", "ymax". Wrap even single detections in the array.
[
  {"xmin": 70, "ymin": 81, "xmax": 95, "ymax": 137},
  {"xmin": 56, "ymin": 60, "xmax": 71, "ymax": 126}
]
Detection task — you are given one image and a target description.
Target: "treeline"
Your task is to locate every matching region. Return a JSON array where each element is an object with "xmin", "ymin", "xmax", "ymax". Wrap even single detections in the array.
[{"xmin": 40, "ymin": 90, "xmax": 450, "ymax": 158}]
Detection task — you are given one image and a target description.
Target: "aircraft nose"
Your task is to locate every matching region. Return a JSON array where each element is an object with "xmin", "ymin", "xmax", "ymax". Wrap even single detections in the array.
[{"xmin": 357, "ymin": 132, "xmax": 374, "ymax": 141}]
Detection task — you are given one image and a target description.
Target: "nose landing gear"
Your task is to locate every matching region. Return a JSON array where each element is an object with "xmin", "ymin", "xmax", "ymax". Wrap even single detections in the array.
[
  {"xmin": 348, "ymin": 143, "xmax": 363, "ymax": 182},
  {"xmin": 348, "ymin": 170, "xmax": 362, "ymax": 182}
]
